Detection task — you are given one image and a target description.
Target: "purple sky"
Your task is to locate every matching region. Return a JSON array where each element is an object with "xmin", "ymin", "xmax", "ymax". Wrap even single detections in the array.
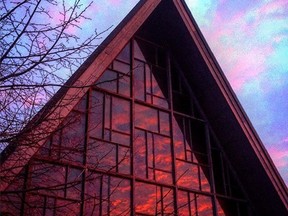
[{"xmin": 54, "ymin": 0, "xmax": 288, "ymax": 185}]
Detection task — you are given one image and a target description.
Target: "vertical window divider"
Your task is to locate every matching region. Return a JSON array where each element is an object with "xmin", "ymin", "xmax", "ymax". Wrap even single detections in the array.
[
  {"xmin": 131, "ymin": 38, "xmax": 135, "ymax": 216},
  {"xmin": 205, "ymin": 126, "xmax": 218, "ymax": 216},
  {"xmin": 167, "ymin": 50, "xmax": 178, "ymax": 215}
]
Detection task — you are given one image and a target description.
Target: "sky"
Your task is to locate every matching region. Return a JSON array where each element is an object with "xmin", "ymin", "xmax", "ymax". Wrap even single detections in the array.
[{"xmin": 56, "ymin": 0, "xmax": 288, "ymax": 185}]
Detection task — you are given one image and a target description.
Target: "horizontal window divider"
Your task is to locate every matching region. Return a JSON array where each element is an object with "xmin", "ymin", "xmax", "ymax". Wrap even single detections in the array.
[
  {"xmin": 134, "ymin": 127, "xmax": 171, "ymax": 138},
  {"xmin": 177, "ymin": 186, "xmax": 213, "ymax": 196},
  {"xmin": 135, "ymin": 177, "xmax": 175, "ymax": 189},
  {"xmin": 215, "ymin": 194, "xmax": 249, "ymax": 202},
  {"xmin": 26, "ymin": 192, "xmax": 81, "ymax": 203},
  {"xmin": 92, "ymin": 87, "xmax": 133, "ymax": 100},
  {"xmin": 86, "ymin": 168, "xmax": 132, "ymax": 180},
  {"xmin": 88, "ymin": 136, "xmax": 131, "ymax": 147},
  {"xmin": 173, "ymin": 111, "xmax": 206, "ymax": 122},
  {"xmin": 146, "ymin": 92, "xmax": 167, "ymax": 100},
  {"xmin": 32, "ymin": 157, "xmax": 85, "ymax": 170},
  {"xmin": 175, "ymin": 158, "xmax": 210, "ymax": 167},
  {"xmin": 114, "ymin": 58, "xmax": 131, "ymax": 65},
  {"xmin": 134, "ymin": 99, "xmax": 171, "ymax": 112}
]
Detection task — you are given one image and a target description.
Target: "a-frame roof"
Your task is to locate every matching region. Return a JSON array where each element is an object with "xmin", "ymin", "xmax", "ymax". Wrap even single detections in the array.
[{"xmin": 1, "ymin": 0, "xmax": 287, "ymax": 214}]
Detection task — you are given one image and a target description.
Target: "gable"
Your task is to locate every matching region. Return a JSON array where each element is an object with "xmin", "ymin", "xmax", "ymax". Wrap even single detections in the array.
[
  {"xmin": 1, "ymin": 0, "xmax": 287, "ymax": 215},
  {"xmin": 1, "ymin": 37, "xmax": 250, "ymax": 215}
]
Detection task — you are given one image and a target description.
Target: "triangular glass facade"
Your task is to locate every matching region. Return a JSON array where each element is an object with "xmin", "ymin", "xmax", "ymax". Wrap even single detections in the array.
[{"xmin": 1, "ymin": 38, "xmax": 251, "ymax": 215}]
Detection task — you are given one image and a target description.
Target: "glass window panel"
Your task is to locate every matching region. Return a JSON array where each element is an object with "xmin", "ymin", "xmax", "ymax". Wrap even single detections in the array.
[
  {"xmin": 73, "ymin": 93, "xmax": 87, "ymax": 112},
  {"xmin": 96, "ymin": 70, "xmax": 117, "ymax": 92},
  {"xmin": 155, "ymin": 170, "xmax": 172, "ymax": 184},
  {"xmin": 118, "ymin": 146, "xmax": 131, "ymax": 174},
  {"xmin": 135, "ymin": 182, "xmax": 156, "ymax": 215},
  {"xmin": 61, "ymin": 111, "xmax": 85, "ymax": 150},
  {"xmin": 135, "ymin": 104, "xmax": 158, "ymax": 132},
  {"xmin": 87, "ymin": 140, "xmax": 116, "ymax": 171},
  {"xmin": 119, "ymin": 74, "xmax": 131, "ymax": 97},
  {"xmin": 152, "ymin": 67, "xmax": 168, "ymax": 99},
  {"xmin": 134, "ymin": 60, "xmax": 145, "ymax": 101},
  {"xmin": 38, "ymin": 138, "xmax": 51, "ymax": 157},
  {"xmin": 216, "ymin": 199, "xmax": 225, "ymax": 216},
  {"xmin": 112, "ymin": 97, "xmax": 130, "ymax": 133},
  {"xmin": 197, "ymin": 195, "xmax": 213, "ymax": 216},
  {"xmin": 134, "ymin": 40, "xmax": 146, "ymax": 61},
  {"xmin": 177, "ymin": 190, "xmax": 189, "ymax": 216},
  {"xmin": 89, "ymin": 90, "xmax": 103, "ymax": 139},
  {"xmin": 102, "ymin": 176, "xmax": 131, "ymax": 215},
  {"xmin": 146, "ymin": 94, "xmax": 152, "ymax": 104},
  {"xmin": 116, "ymin": 42, "xmax": 130, "ymax": 63},
  {"xmin": 239, "ymin": 202, "xmax": 250, "ymax": 216},
  {"xmin": 1, "ymin": 193, "xmax": 22, "ymax": 215},
  {"xmin": 159, "ymin": 111, "xmax": 170, "ymax": 135},
  {"xmin": 176, "ymin": 160, "xmax": 199, "ymax": 190},
  {"xmin": 216, "ymin": 198, "xmax": 238, "ymax": 216},
  {"xmin": 153, "ymin": 96, "xmax": 169, "ymax": 108},
  {"xmin": 111, "ymin": 131, "xmax": 130, "ymax": 146},
  {"xmin": 61, "ymin": 149, "xmax": 83, "ymax": 164},
  {"xmin": 55, "ymin": 199, "xmax": 80, "ymax": 216},
  {"xmin": 85, "ymin": 172, "xmax": 101, "ymax": 215},
  {"xmin": 31, "ymin": 162, "xmax": 66, "ymax": 197},
  {"xmin": 104, "ymin": 128, "xmax": 111, "ymax": 141},
  {"xmin": 45, "ymin": 197, "xmax": 56, "ymax": 216},
  {"xmin": 24, "ymin": 194, "xmax": 44, "ymax": 216},
  {"xmin": 154, "ymin": 134, "xmax": 172, "ymax": 171},
  {"xmin": 173, "ymin": 92, "xmax": 192, "ymax": 115},
  {"xmin": 191, "ymin": 120, "xmax": 207, "ymax": 155},
  {"xmin": 66, "ymin": 168, "xmax": 82, "ymax": 200},
  {"xmin": 104, "ymin": 95, "xmax": 111, "ymax": 130},
  {"xmin": 157, "ymin": 47, "xmax": 166, "ymax": 68},
  {"xmin": 212, "ymin": 149, "xmax": 225, "ymax": 194},
  {"xmin": 200, "ymin": 166, "xmax": 211, "ymax": 192},
  {"xmin": 173, "ymin": 118, "xmax": 185, "ymax": 160},
  {"xmin": 147, "ymin": 132, "xmax": 154, "ymax": 171},
  {"xmin": 114, "ymin": 60, "xmax": 130, "ymax": 74},
  {"xmin": 146, "ymin": 64, "xmax": 152, "ymax": 95},
  {"xmin": 134, "ymin": 129, "xmax": 147, "ymax": 179},
  {"xmin": 50, "ymin": 130, "xmax": 61, "ymax": 158}
]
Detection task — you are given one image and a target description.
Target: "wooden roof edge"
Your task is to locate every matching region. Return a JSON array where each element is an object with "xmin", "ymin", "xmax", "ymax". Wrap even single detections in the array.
[{"xmin": 176, "ymin": 0, "xmax": 288, "ymax": 206}]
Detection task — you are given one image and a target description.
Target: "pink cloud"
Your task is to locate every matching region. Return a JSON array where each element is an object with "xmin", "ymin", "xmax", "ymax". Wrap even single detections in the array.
[
  {"xmin": 267, "ymin": 138, "xmax": 288, "ymax": 185},
  {"xmin": 200, "ymin": 1, "xmax": 287, "ymax": 92}
]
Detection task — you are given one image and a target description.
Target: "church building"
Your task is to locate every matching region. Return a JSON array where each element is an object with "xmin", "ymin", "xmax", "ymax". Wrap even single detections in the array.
[{"xmin": 1, "ymin": 0, "xmax": 287, "ymax": 215}]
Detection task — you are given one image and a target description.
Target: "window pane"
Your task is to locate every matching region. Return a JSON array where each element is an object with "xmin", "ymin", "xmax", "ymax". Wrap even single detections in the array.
[
  {"xmin": 134, "ymin": 129, "xmax": 147, "ymax": 179},
  {"xmin": 87, "ymin": 139, "xmax": 116, "ymax": 171},
  {"xmin": 134, "ymin": 60, "xmax": 145, "ymax": 101},
  {"xmin": 135, "ymin": 104, "xmax": 158, "ymax": 132},
  {"xmin": 118, "ymin": 146, "xmax": 131, "ymax": 174},
  {"xmin": 116, "ymin": 42, "xmax": 130, "ymax": 63},
  {"xmin": 66, "ymin": 168, "xmax": 82, "ymax": 200},
  {"xmin": 111, "ymin": 131, "xmax": 130, "ymax": 146},
  {"xmin": 135, "ymin": 182, "xmax": 156, "ymax": 215},
  {"xmin": 31, "ymin": 162, "xmax": 66, "ymax": 197},
  {"xmin": 114, "ymin": 60, "xmax": 130, "ymax": 74},
  {"xmin": 85, "ymin": 172, "xmax": 101, "ymax": 215},
  {"xmin": 55, "ymin": 199, "xmax": 80, "ymax": 216},
  {"xmin": 96, "ymin": 70, "xmax": 117, "ymax": 92},
  {"xmin": 89, "ymin": 90, "xmax": 104, "ymax": 139},
  {"xmin": 102, "ymin": 176, "xmax": 131, "ymax": 215},
  {"xmin": 159, "ymin": 111, "xmax": 170, "ymax": 136},
  {"xmin": 119, "ymin": 74, "xmax": 131, "ymax": 97},
  {"xmin": 197, "ymin": 195, "xmax": 213, "ymax": 216},
  {"xmin": 154, "ymin": 134, "xmax": 172, "ymax": 171},
  {"xmin": 112, "ymin": 97, "xmax": 130, "ymax": 133},
  {"xmin": 176, "ymin": 160, "xmax": 199, "ymax": 190}
]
